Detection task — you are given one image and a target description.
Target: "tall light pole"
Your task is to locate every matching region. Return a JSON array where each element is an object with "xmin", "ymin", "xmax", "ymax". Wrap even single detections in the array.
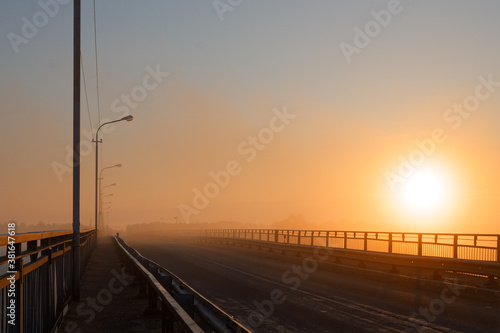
[
  {"xmin": 93, "ymin": 115, "xmax": 132, "ymax": 237},
  {"xmin": 72, "ymin": 0, "xmax": 82, "ymax": 302},
  {"xmin": 96, "ymin": 163, "xmax": 122, "ymax": 229},
  {"xmin": 100, "ymin": 182, "xmax": 116, "ymax": 229},
  {"xmin": 100, "ymin": 193, "xmax": 114, "ymax": 229}
]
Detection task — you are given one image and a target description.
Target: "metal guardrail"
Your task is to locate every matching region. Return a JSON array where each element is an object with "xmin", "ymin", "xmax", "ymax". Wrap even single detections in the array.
[
  {"xmin": 201, "ymin": 229, "xmax": 500, "ymax": 262},
  {"xmin": 114, "ymin": 236, "xmax": 251, "ymax": 333},
  {"xmin": 0, "ymin": 228, "xmax": 96, "ymax": 333}
]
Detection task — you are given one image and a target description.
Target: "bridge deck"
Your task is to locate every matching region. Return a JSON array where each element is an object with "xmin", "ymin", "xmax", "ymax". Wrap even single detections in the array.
[{"xmin": 59, "ymin": 237, "xmax": 161, "ymax": 333}]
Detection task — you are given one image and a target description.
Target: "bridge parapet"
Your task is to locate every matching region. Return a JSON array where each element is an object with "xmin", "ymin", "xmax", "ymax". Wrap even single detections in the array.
[
  {"xmin": 0, "ymin": 228, "xmax": 96, "ymax": 333},
  {"xmin": 200, "ymin": 229, "xmax": 500, "ymax": 262},
  {"xmin": 193, "ymin": 229, "xmax": 500, "ymax": 288}
]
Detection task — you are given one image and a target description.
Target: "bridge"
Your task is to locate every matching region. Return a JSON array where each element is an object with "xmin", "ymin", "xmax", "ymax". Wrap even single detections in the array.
[{"xmin": 1, "ymin": 229, "xmax": 499, "ymax": 332}]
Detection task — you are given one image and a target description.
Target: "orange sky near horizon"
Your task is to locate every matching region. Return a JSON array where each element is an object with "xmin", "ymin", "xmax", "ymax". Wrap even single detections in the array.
[{"xmin": 1, "ymin": 1, "xmax": 500, "ymax": 234}]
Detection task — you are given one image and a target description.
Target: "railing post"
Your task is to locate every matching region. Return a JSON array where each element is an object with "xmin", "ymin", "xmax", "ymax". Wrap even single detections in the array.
[
  {"xmin": 274, "ymin": 230, "xmax": 278, "ymax": 243},
  {"xmin": 364, "ymin": 233, "xmax": 368, "ymax": 251},
  {"xmin": 28, "ymin": 240, "xmax": 38, "ymax": 263},
  {"xmin": 14, "ymin": 243, "xmax": 24, "ymax": 333},
  {"xmin": 453, "ymin": 234, "xmax": 458, "ymax": 259},
  {"xmin": 311, "ymin": 231, "xmax": 314, "ymax": 246},
  {"xmin": 344, "ymin": 232, "xmax": 347, "ymax": 249},
  {"xmin": 418, "ymin": 234, "xmax": 423, "ymax": 256},
  {"xmin": 325, "ymin": 231, "xmax": 329, "ymax": 248},
  {"xmin": 298, "ymin": 231, "xmax": 301, "ymax": 245},
  {"xmin": 497, "ymin": 235, "xmax": 500, "ymax": 262},
  {"xmin": 388, "ymin": 233, "xmax": 393, "ymax": 254}
]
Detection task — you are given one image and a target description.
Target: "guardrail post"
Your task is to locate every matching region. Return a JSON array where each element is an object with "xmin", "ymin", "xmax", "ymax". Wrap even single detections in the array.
[
  {"xmin": 388, "ymin": 233, "xmax": 393, "ymax": 254},
  {"xmin": 158, "ymin": 273, "xmax": 173, "ymax": 293},
  {"xmin": 274, "ymin": 230, "xmax": 278, "ymax": 243},
  {"xmin": 453, "ymin": 234, "xmax": 458, "ymax": 259},
  {"xmin": 344, "ymin": 232, "xmax": 347, "ymax": 249},
  {"xmin": 298, "ymin": 231, "xmax": 301, "ymax": 245},
  {"xmin": 364, "ymin": 233, "xmax": 368, "ymax": 251},
  {"xmin": 174, "ymin": 294, "xmax": 195, "ymax": 317},
  {"xmin": 326, "ymin": 231, "xmax": 329, "ymax": 247},
  {"xmin": 418, "ymin": 234, "xmax": 423, "ymax": 256}
]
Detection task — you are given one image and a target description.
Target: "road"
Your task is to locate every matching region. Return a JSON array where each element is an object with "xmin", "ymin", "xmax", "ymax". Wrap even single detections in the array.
[{"xmin": 126, "ymin": 237, "xmax": 499, "ymax": 333}]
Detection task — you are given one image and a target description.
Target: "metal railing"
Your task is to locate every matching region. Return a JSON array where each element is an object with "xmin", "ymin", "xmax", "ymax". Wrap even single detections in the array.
[
  {"xmin": 0, "ymin": 228, "xmax": 96, "ymax": 333},
  {"xmin": 115, "ymin": 236, "xmax": 251, "ymax": 333},
  {"xmin": 201, "ymin": 229, "xmax": 500, "ymax": 262}
]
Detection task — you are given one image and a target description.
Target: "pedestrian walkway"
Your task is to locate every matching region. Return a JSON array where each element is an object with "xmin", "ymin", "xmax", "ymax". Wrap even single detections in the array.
[{"xmin": 59, "ymin": 237, "xmax": 161, "ymax": 333}]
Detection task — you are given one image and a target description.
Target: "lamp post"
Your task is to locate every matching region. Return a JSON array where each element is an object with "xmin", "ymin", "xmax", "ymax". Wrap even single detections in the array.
[
  {"xmin": 94, "ymin": 118, "xmax": 130, "ymax": 238},
  {"xmin": 93, "ymin": 116, "xmax": 132, "ymax": 237},
  {"xmin": 100, "ymin": 182, "xmax": 116, "ymax": 229},
  {"xmin": 99, "ymin": 193, "xmax": 114, "ymax": 229},
  {"xmin": 103, "ymin": 212, "xmax": 111, "ymax": 235},
  {"xmin": 73, "ymin": 0, "xmax": 82, "ymax": 302},
  {"xmin": 96, "ymin": 163, "xmax": 121, "ymax": 235}
]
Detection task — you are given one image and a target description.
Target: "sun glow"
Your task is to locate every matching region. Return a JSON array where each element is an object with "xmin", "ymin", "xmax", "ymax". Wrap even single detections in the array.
[{"xmin": 398, "ymin": 166, "xmax": 454, "ymax": 218}]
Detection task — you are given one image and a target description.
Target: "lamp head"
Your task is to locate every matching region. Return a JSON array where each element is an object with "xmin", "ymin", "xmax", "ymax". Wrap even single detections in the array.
[{"xmin": 121, "ymin": 115, "xmax": 134, "ymax": 122}]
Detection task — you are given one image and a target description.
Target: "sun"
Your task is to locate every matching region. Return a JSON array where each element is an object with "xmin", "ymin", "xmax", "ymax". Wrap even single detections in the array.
[{"xmin": 399, "ymin": 167, "xmax": 451, "ymax": 215}]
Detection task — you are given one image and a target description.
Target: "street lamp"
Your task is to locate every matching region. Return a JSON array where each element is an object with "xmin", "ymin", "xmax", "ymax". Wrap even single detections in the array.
[
  {"xmin": 102, "ymin": 183, "xmax": 116, "ymax": 190},
  {"xmin": 95, "ymin": 164, "xmax": 122, "ymax": 230},
  {"xmin": 100, "ymin": 182, "xmax": 116, "ymax": 228},
  {"xmin": 93, "ymin": 116, "xmax": 133, "ymax": 235},
  {"xmin": 100, "ymin": 193, "xmax": 114, "ymax": 229}
]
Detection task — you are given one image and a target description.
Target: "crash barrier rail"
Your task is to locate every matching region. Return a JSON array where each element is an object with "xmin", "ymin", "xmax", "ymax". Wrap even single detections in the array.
[
  {"xmin": 114, "ymin": 236, "xmax": 251, "ymax": 333},
  {"xmin": 197, "ymin": 230, "xmax": 500, "ymax": 281},
  {"xmin": 0, "ymin": 228, "xmax": 96, "ymax": 333}
]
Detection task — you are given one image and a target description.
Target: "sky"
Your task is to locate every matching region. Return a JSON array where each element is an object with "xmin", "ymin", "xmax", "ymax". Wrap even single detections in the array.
[{"xmin": 1, "ymin": 0, "xmax": 500, "ymax": 233}]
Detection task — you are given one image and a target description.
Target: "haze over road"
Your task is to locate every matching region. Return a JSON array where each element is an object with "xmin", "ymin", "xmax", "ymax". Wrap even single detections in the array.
[{"xmin": 126, "ymin": 237, "xmax": 499, "ymax": 332}]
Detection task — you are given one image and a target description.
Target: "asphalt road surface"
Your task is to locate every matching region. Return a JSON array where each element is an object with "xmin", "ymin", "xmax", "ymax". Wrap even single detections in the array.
[{"xmin": 126, "ymin": 237, "xmax": 499, "ymax": 333}]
